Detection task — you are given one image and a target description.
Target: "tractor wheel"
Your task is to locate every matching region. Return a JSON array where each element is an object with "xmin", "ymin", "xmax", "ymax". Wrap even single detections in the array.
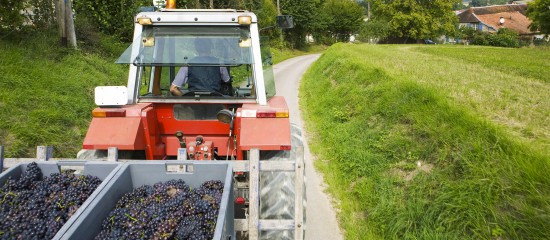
[{"xmin": 259, "ymin": 123, "xmax": 306, "ymax": 239}]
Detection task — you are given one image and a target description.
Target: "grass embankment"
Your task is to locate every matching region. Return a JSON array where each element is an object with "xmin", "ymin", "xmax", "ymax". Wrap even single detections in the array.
[
  {"xmin": 301, "ymin": 44, "xmax": 550, "ymax": 239},
  {"xmin": 0, "ymin": 30, "xmax": 127, "ymax": 158}
]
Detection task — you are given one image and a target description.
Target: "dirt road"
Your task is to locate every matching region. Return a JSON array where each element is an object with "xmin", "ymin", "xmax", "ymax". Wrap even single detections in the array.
[{"xmin": 273, "ymin": 54, "xmax": 344, "ymax": 240}]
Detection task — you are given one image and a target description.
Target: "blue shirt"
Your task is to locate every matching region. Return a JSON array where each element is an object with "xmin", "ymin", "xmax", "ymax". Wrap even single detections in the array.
[{"xmin": 172, "ymin": 67, "xmax": 230, "ymax": 88}]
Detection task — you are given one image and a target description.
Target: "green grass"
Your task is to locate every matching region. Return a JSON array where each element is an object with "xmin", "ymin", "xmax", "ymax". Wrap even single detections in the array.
[
  {"xmin": 415, "ymin": 46, "xmax": 550, "ymax": 83},
  {"xmin": 0, "ymin": 30, "xmax": 128, "ymax": 158},
  {"xmin": 300, "ymin": 44, "xmax": 550, "ymax": 239},
  {"xmin": 271, "ymin": 44, "xmax": 328, "ymax": 64}
]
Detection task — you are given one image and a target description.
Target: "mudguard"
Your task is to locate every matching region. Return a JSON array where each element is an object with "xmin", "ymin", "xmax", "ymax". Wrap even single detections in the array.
[
  {"xmin": 82, "ymin": 117, "xmax": 146, "ymax": 150},
  {"xmin": 237, "ymin": 96, "xmax": 291, "ymax": 150},
  {"xmin": 82, "ymin": 103, "xmax": 153, "ymax": 151},
  {"xmin": 238, "ymin": 117, "xmax": 291, "ymax": 150}
]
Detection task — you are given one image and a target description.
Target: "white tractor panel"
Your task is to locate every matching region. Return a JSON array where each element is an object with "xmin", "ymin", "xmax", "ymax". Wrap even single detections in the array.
[{"xmin": 95, "ymin": 86, "xmax": 128, "ymax": 106}]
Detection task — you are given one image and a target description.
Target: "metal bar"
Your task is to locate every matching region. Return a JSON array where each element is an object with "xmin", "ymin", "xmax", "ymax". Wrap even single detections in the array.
[
  {"xmin": 294, "ymin": 146, "xmax": 305, "ymax": 240},
  {"xmin": 234, "ymin": 219, "xmax": 247, "ymax": 231},
  {"xmin": 248, "ymin": 149, "xmax": 260, "ymax": 239},
  {"xmin": 36, "ymin": 146, "xmax": 53, "ymax": 161},
  {"xmin": 107, "ymin": 147, "xmax": 118, "ymax": 162},
  {"xmin": 138, "ymin": 98, "xmax": 256, "ymax": 104},
  {"xmin": 260, "ymin": 219, "xmax": 295, "ymax": 230},
  {"xmin": 250, "ymin": 23, "xmax": 267, "ymax": 105},
  {"xmin": 230, "ymin": 160, "xmax": 294, "ymax": 172},
  {"xmin": 0, "ymin": 146, "xmax": 4, "ymax": 172},
  {"xmin": 3, "ymin": 159, "xmax": 38, "ymax": 169},
  {"xmin": 231, "ymin": 161, "xmax": 249, "ymax": 172},
  {"xmin": 234, "ymin": 219, "xmax": 295, "ymax": 231},
  {"xmin": 262, "ymin": 161, "xmax": 295, "ymax": 171}
]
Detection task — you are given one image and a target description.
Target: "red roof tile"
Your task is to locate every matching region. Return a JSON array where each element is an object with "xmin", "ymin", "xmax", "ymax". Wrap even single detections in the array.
[
  {"xmin": 457, "ymin": 4, "xmax": 534, "ymax": 35},
  {"xmin": 476, "ymin": 12, "xmax": 532, "ymax": 34}
]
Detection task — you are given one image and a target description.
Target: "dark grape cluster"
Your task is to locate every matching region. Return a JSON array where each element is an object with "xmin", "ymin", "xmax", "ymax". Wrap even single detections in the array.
[
  {"xmin": 95, "ymin": 179, "xmax": 224, "ymax": 240},
  {"xmin": 0, "ymin": 162, "xmax": 103, "ymax": 239}
]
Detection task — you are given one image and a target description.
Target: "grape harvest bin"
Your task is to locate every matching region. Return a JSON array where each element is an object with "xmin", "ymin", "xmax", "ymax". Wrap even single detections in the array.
[
  {"xmin": 0, "ymin": 161, "xmax": 122, "ymax": 239},
  {"xmin": 57, "ymin": 161, "xmax": 234, "ymax": 240}
]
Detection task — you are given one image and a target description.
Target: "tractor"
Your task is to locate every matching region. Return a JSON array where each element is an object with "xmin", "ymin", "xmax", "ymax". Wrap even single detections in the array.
[{"xmin": 77, "ymin": 2, "xmax": 304, "ymax": 239}]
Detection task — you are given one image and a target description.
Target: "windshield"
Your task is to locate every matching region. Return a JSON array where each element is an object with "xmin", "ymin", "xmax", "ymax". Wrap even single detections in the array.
[
  {"xmin": 117, "ymin": 26, "xmax": 254, "ymax": 66},
  {"xmin": 120, "ymin": 25, "xmax": 276, "ymax": 102}
]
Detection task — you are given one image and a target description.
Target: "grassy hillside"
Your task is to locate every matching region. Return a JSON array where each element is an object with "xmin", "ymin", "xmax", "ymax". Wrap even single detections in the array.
[
  {"xmin": 0, "ymin": 30, "xmax": 128, "ymax": 158},
  {"xmin": 300, "ymin": 44, "xmax": 550, "ymax": 239}
]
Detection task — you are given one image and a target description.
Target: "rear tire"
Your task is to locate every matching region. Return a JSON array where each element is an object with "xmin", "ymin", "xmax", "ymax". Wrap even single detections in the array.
[{"xmin": 259, "ymin": 123, "xmax": 306, "ymax": 239}]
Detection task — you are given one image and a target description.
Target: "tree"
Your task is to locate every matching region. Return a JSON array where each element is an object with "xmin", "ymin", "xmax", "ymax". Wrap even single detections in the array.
[
  {"xmin": 280, "ymin": 0, "xmax": 320, "ymax": 48},
  {"xmin": 0, "ymin": 0, "xmax": 26, "ymax": 31},
  {"xmin": 453, "ymin": 2, "xmax": 468, "ymax": 10},
  {"xmin": 370, "ymin": 0, "xmax": 460, "ymax": 41},
  {"xmin": 527, "ymin": 0, "xmax": 550, "ymax": 35},
  {"xmin": 73, "ymin": 0, "xmax": 151, "ymax": 41},
  {"xmin": 322, "ymin": 0, "xmax": 366, "ymax": 42},
  {"xmin": 358, "ymin": 19, "xmax": 390, "ymax": 42},
  {"xmin": 469, "ymin": 0, "xmax": 508, "ymax": 7},
  {"xmin": 469, "ymin": 0, "xmax": 488, "ymax": 7},
  {"xmin": 256, "ymin": 0, "xmax": 278, "ymax": 30}
]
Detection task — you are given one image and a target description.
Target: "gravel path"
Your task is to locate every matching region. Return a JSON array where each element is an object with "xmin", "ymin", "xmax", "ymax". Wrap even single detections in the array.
[{"xmin": 273, "ymin": 54, "xmax": 344, "ymax": 240}]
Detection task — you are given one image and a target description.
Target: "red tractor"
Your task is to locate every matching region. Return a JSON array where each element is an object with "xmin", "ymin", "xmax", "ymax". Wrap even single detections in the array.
[{"xmin": 78, "ymin": 3, "xmax": 304, "ymax": 239}]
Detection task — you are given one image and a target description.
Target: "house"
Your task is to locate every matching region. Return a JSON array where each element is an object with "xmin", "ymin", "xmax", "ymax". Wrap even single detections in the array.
[{"xmin": 457, "ymin": 4, "xmax": 534, "ymax": 36}]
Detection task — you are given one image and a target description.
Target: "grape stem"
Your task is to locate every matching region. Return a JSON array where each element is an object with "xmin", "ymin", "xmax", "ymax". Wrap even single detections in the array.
[{"xmin": 125, "ymin": 213, "xmax": 138, "ymax": 222}]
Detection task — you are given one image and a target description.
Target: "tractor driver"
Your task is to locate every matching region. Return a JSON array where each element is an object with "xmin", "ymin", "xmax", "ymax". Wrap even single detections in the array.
[{"xmin": 170, "ymin": 39, "xmax": 230, "ymax": 96}]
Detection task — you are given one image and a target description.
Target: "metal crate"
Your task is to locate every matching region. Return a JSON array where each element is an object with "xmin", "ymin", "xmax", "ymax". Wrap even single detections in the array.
[
  {"xmin": 58, "ymin": 161, "xmax": 234, "ymax": 240},
  {"xmin": 0, "ymin": 161, "xmax": 122, "ymax": 239}
]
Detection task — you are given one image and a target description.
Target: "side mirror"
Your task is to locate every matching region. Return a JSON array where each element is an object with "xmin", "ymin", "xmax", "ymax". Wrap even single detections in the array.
[{"xmin": 276, "ymin": 15, "xmax": 294, "ymax": 29}]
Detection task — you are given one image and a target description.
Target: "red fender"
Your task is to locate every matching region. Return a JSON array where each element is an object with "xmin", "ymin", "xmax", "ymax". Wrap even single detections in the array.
[
  {"xmin": 237, "ymin": 96, "xmax": 291, "ymax": 151},
  {"xmin": 82, "ymin": 104, "xmax": 153, "ymax": 151}
]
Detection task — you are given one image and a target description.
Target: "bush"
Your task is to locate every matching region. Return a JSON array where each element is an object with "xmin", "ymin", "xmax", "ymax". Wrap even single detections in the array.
[
  {"xmin": 533, "ymin": 38, "xmax": 550, "ymax": 46},
  {"xmin": 471, "ymin": 28, "xmax": 520, "ymax": 48},
  {"xmin": 472, "ymin": 33, "xmax": 489, "ymax": 45}
]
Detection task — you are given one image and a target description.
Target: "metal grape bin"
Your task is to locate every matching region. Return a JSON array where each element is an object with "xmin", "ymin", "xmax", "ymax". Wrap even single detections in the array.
[
  {"xmin": 58, "ymin": 161, "xmax": 234, "ymax": 240},
  {"xmin": 0, "ymin": 161, "xmax": 122, "ymax": 239}
]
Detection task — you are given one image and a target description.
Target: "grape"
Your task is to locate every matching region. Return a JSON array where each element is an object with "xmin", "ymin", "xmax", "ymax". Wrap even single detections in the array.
[
  {"xmin": 0, "ymin": 162, "xmax": 103, "ymax": 239},
  {"xmin": 95, "ymin": 179, "xmax": 224, "ymax": 240}
]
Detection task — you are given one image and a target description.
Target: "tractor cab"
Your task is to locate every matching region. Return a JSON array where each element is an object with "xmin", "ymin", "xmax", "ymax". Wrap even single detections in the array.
[
  {"xmin": 81, "ymin": 9, "xmax": 291, "ymax": 161},
  {"xmin": 116, "ymin": 22, "xmax": 276, "ymax": 101}
]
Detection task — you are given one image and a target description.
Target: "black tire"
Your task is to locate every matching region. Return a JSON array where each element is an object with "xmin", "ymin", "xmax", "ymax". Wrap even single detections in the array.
[{"xmin": 259, "ymin": 123, "xmax": 306, "ymax": 239}]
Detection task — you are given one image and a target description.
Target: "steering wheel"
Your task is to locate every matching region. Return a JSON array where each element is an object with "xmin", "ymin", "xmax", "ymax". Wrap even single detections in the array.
[{"xmin": 182, "ymin": 91, "xmax": 224, "ymax": 97}]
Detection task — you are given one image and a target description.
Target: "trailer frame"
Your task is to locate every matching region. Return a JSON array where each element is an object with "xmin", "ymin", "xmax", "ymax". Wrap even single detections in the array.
[{"xmin": 0, "ymin": 145, "xmax": 305, "ymax": 240}]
